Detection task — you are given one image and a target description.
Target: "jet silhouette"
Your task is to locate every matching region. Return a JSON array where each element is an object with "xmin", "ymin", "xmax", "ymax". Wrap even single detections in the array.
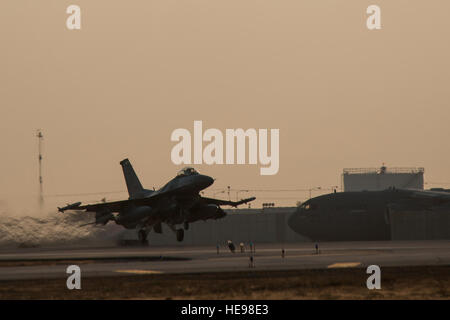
[{"xmin": 59, "ymin": 159, "xmax": 255, "ymax": 243}]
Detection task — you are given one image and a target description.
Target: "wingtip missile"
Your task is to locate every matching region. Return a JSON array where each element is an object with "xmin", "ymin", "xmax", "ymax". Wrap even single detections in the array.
[{"xmin": 58, "ymin": 202, "xmax": 82, "ymax": 213}]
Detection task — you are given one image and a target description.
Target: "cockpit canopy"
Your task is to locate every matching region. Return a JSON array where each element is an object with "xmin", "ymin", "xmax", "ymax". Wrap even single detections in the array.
[
  {"xmin": 299, "ymin": 200, "xmax": 318, "ymax": 211},
  {"xmin": 176, "ymin": 167, "xmax": 199, "ymax": 177}
]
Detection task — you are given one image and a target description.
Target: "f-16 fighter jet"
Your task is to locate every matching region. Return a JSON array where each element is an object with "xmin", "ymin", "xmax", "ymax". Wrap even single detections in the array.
[{"xmin": 58, "ymin": 159, "xmax": 255, "ymax": 243}]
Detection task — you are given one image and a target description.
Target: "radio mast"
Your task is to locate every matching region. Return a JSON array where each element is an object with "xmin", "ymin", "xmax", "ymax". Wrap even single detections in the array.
[{"xmin": 36, "ymin": 129, "xmax": 44, "ymax": 208}]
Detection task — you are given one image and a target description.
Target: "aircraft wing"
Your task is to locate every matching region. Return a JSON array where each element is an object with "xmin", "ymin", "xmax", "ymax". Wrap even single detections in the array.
[
  {"xmin": 201, "ymin": 196, "xmax": 256, "ymax": 208},
  {"xmin": 410, "ymin": 189, "xmax": 450, "ymax": 199},
  {"xmin": 71, "ymin": 199, "xmax": 132, "ymax": 213},
  {"xmin": 395, "ymin": 189, "xmax": 450, "ymax": 207},
  {"xmin": 58, "ymin": 192, "xmax": 166, "ymax": 213}
]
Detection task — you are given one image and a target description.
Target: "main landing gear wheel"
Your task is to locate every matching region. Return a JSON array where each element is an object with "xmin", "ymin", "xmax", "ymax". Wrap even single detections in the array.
[
  {"xmin": 138, "ymin": 229, "xmax": 148, "ymax": 245},
  {"xmin": 176, "ymin": 229, "xmax": 184, "ymax": 242}
]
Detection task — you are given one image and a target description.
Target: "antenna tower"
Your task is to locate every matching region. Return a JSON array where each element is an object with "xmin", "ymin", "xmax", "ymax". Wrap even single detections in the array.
[{"xmin": 36, "ymin": 129, "xmax": 44, "ymax": 208}]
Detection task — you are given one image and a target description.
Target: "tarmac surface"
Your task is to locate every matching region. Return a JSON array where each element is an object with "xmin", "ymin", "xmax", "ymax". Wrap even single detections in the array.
[{"xmin": 0, "ymin": 241, "xmax": 449, "ymax": 280}]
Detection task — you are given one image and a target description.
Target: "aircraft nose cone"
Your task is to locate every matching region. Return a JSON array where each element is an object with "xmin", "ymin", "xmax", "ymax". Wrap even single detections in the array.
[{"xmin": 199, "ymin": 175, "xmax": 214, "ymax": 189}]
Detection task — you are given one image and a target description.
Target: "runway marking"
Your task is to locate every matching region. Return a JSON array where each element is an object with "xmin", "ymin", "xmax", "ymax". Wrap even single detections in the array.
[
  {"xmin": 327, "ymin": 262, "xmax": 361, "ymax": 269},
  {"xmin": 274, "ymin": 253, "xmax": 365, "ymax": 258},
  {"xmin": 208, "ymin": 253, "xmax": 358, "ymax": 261},
  {"xmin": 115, "ymin": 269, "xmax": 163, "ymax": 275}
]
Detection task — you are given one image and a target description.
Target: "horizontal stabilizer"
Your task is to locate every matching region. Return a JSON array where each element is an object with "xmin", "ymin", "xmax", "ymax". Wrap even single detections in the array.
[{"xmin": 58, "ymin": 202, "xmax": 82, "ymax": 213}]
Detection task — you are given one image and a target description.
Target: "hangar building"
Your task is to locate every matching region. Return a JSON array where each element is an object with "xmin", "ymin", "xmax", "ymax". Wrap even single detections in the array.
[{"xmin": 342, "ymin": 166, "xmax": 424, "ymax": 192}]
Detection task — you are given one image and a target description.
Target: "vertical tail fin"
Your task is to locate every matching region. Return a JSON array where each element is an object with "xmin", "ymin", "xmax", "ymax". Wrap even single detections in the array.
[{"xmin": 120, "ymin": 158, "xmax": 144, "ymax": 199}]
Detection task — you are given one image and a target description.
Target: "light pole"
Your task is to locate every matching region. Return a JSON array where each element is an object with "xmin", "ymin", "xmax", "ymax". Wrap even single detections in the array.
[{"xmin": 36, "ymin": 129, "xmax": 44, "ymax": 209}]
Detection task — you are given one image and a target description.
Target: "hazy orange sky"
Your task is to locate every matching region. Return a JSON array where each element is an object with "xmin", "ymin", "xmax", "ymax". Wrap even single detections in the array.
[{"xmin": 1, "ymin": 1, "xmax": 449, "ymax": 211}]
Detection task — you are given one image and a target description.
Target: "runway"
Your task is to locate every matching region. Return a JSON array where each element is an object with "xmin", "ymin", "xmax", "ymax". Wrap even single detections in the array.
[{"xmin": 0, "ymin": 241, "xmax": 449, "ymax": 280}]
